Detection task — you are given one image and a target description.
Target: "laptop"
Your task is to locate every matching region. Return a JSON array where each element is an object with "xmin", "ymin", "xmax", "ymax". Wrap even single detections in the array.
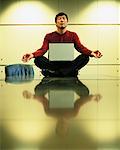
[{"xmin": 48, "ymin": 43, "xmax": 74, "ymax": 61}]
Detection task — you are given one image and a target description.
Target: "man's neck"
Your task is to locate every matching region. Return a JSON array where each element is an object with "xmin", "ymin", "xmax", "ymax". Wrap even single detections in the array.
[{"xmin": 56, "ymin": 28, "xmax": 67, "ymax": 35}]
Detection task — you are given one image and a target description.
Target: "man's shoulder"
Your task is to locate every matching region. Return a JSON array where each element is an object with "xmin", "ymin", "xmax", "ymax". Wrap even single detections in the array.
[
  {"xmin": 66, "ymin": 30, "xmax": 77, "ymax": 35},
  {"xmin": 46, "ymin": 31, "xmax": 57, "ymax": 36},
  {"xmin": 67, "ymin": 30, "xmax": 75, "ymax": 33}
]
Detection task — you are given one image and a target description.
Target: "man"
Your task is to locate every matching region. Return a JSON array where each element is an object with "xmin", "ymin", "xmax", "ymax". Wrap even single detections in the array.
[{"xmin": 22, "ymin": 12, "xmax": 102, "ymax": 77}]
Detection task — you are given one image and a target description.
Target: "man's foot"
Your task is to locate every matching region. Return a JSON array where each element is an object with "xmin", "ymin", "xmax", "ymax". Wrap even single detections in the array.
[
  {"xmin": 41, "ymin": 69, "xmax": 62, "ymax": 77},
  {"xmin": 41, "ymin": 69, "xmax": 49, "ymax": 77},
  {"xmin": 41, "ymin": 69, "xmax": 78, "ymax": 78}
]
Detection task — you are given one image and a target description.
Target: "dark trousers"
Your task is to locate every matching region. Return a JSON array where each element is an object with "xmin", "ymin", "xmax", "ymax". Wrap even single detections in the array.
[{"xmin": 34, "ymin": 54, "xmax": 89, "ymax": 76}]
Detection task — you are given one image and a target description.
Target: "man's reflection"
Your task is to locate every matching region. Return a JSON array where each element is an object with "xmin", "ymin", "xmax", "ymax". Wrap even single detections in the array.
[{"xmin": 23, "ymin": 77, "xmax": 102, "ymax": 137}]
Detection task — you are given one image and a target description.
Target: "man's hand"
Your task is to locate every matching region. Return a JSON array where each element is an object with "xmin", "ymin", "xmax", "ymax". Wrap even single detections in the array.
[
  {"xmin": 22, "ymin": 53, "xmax": 34, "ymax": 62},
  {"xmin": 91, "ymin": 50, "xmax": 103, "ymax": 58}
]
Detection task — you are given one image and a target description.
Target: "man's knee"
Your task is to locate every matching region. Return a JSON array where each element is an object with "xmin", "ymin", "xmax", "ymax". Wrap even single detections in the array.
[
  {"xmin": 34, "ymin": 56, "xmax": 49, "ymax": 69},
  {"xmin": 83, "ymin": 55, "xmax": 89, "ymax": 63},
  {"xmin": 78, "ymin": 54, "xmax": 89, "ymax": 63},
  {"xmin": 34, "ymin": 58, "xmax": 39, "ymax": 68},
  {"xmin": 34, "ymin": 57, "xmax": 38, "ymax": 65},
  {"xmin": 34, "ymin": 56, "xmax": 45, "ymax": 65}
]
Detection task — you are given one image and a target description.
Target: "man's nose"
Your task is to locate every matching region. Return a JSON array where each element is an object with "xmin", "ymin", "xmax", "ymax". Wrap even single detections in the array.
[{"xmin": 60, "ymin": 19, "xmax": 64, "ymax": 22}]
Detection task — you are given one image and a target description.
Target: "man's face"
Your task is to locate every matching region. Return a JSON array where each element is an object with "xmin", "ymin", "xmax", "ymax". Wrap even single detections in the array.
[{"xmin": 56, "ymin": 15, "xmax": 68, "ymax": 29}]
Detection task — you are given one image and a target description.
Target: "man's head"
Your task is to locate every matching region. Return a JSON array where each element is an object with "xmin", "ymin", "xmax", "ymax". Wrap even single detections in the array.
[
  {"xmin": 55, "ymin": 12, "xmax": 68, "ymax": 23},
  {"xmin": 55, "ymin": 12, "xmax": 68, "ymax": 30}
]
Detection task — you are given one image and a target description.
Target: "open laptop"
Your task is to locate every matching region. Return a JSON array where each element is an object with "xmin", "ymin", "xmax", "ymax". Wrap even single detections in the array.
[{"xmin": 48, "ymin": 43, "xmax": 74, "ymax": 61}]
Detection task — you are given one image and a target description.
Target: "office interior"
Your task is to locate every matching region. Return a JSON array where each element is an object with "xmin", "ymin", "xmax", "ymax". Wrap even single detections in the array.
[{"xmin": 0, "ymin": 0, "xmax": 120, "ymax": 149}]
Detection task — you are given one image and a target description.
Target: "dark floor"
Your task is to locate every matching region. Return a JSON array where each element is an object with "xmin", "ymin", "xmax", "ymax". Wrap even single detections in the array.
[{"xmin": 0, "ymin": 76, "xmax": 120, "ymax": 150}]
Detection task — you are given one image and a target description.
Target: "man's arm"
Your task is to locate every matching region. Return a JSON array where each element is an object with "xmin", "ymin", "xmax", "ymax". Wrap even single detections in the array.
[{"xmin": 32, "ymin": 34, "xmax": 49, "ymax": 57}]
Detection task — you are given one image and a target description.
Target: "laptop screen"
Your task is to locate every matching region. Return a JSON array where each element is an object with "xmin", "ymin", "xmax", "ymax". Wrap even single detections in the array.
[{"xmin": 48, "ymin": 43, "xmax": 74, "ymax": 61}]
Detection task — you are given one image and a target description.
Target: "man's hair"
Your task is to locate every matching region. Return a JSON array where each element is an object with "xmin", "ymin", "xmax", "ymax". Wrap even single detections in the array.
[{"xmin": 55, "ymin": 12, "xmax": 68, "ymax": 23}]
